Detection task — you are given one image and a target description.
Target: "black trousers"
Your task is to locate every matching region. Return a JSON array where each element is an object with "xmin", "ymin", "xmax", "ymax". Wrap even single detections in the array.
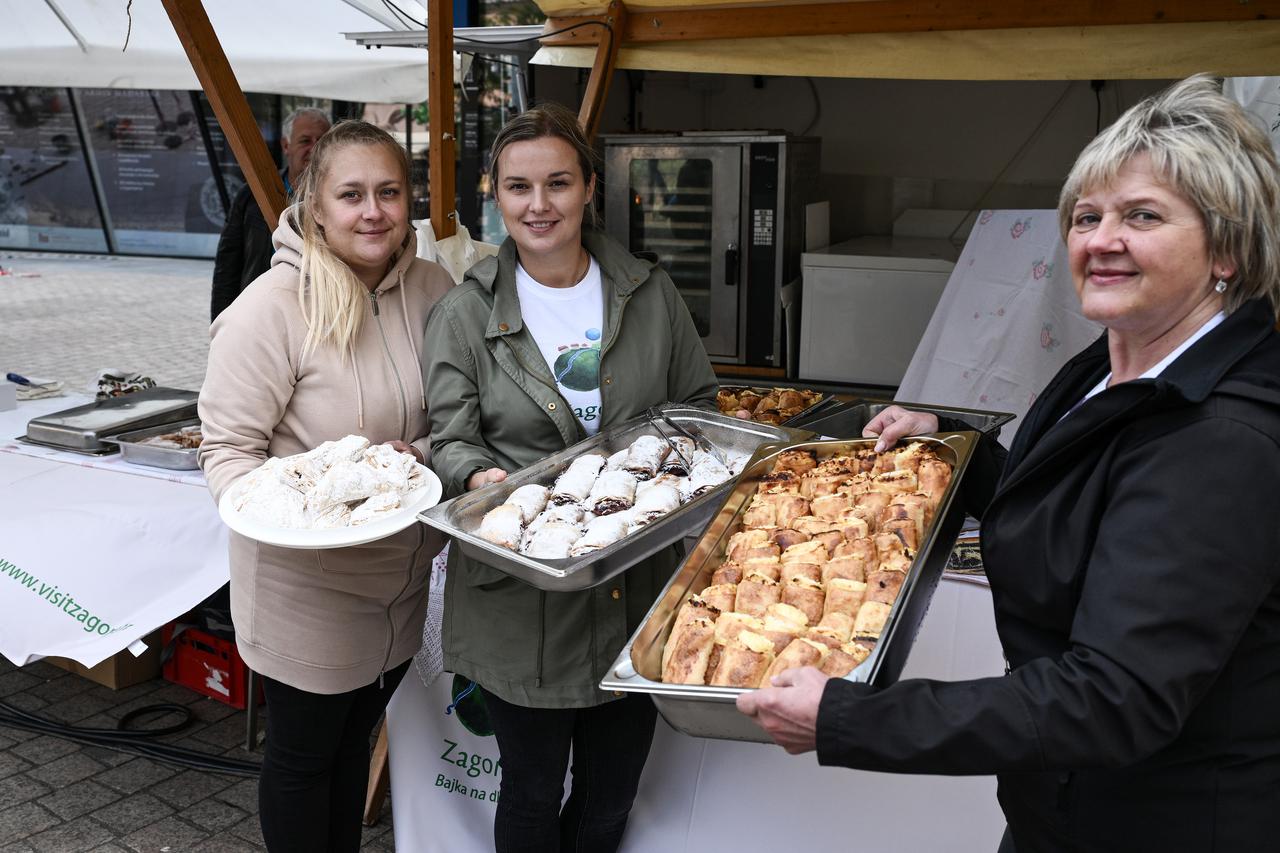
[
  {"xmin": 480, "ymin": 687, "xmax": 658, "ymax": 853},
  {"xmin": 257, "ymin": 661, "xmax": 408, "ymax": 853}
]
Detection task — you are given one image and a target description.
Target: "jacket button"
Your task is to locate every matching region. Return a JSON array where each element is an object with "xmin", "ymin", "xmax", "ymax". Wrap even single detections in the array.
[
  {"xmin": 613, "ymin": 691, "xmax": 625, "ymax": 697},
  {"xmin": 610, "ymin": 588, "xmax": 621, "ymax": 600},
  {"xmin": 604, "ymin": 376, "xmax": 612, "ymax": 385},
  {"xmin": 547, "ymin": 402, "xmax": 557, "ymax": 411},
  {"xmin": 498, "ymin": 322, "xmax": 510, "ymax": 332}
]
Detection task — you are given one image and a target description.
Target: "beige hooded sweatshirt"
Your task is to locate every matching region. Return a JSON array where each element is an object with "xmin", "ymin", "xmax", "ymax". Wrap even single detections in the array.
[{"xmin": 198, "ymin": 207, "xmax": 454, "ymax": 694}]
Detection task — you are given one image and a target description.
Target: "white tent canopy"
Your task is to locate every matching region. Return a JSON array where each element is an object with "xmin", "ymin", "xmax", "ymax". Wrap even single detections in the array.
[{"xmin": 0, "ymin": 0, "xmax": 434, "ymax": 103}]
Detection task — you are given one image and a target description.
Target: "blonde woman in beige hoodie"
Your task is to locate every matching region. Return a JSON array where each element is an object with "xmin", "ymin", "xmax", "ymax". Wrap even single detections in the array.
[{"xmin": 198, "ymin": 121, "xmax": 453, "ymax": 853}]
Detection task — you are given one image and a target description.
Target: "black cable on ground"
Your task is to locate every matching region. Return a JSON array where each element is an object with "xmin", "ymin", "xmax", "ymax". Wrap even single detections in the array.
[{"xmin": 0, "ymin": 699, "xmax": 261, "ymax": 777}]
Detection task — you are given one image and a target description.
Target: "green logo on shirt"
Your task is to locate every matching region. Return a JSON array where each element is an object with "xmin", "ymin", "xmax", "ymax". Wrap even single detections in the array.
[{"xmin": 553, "ymin": 328, "xmax": 602, "ymax": 392}]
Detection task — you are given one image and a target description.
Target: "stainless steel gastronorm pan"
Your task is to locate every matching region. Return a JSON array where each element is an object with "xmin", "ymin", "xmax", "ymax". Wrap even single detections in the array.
[
  {"xmin": 600, "ymin": 431, "xmax": 979, "ymax": 742},
  {"xmin": 795, "ymin": 397, "xmax": 1014, "ymax": 438},
  {"xmin": 23, "ymin": 387, "xmax": 199, "ymax": 451},
  {"xmin": 418, "ymin": 406, "xmax": 812, "ymax": 592},
  {"xmin": 718, "ymin": 385, "xmax": 840, "ymax": 426},
  {"xmin": 104, "ymin": 419, "xmax": 201, "ymax": 470}
]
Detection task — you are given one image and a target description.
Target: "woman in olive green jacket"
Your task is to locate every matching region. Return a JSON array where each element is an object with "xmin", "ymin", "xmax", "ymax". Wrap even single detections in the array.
[{"xmin": 423, "ymin": 104, "xmax": 717, "ymax": 853}]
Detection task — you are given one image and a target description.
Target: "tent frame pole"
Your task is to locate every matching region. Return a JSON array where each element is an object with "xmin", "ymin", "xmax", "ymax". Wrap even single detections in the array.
[
  {"xmin": 428, "ymin": 0, "xmax": 457, "ymax": 239},
  {"xmin": 577, "ymin": 0, "xmax": 625, "ymax": 141}
]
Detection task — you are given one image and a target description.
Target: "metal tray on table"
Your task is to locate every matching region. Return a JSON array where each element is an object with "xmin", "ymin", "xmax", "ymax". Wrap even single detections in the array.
[
  {"xmin": 599, "ymin": 431, "xmax": 979, "ymax": 742},
  {"xmin": 418, "ymin": 406, "xmax": 812, "ymax": 592},
  {"xmin": 21, "ymin": 387, "xmax": 199, "ymax": 453},
  {"xmin": 793, "ymin": 397, "xmax": 1014, "ymax": 438},
  {"xmin": 102, "ymin": 419, "xmax": 202, "ymax": 470}
]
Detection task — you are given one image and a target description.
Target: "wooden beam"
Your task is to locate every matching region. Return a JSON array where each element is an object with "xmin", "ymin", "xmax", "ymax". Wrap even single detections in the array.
[
  {"xmin": 363, "ymin": 721, "xmax": 391, "ymax": 826},
  {"xmin": 428, "ymin": 0, "xmax": 457, "ymax": 239},
  {"xmin": 542, "ymin": 0, "xmax": 1280, "ymax": 46},
  {"xmin": 578, "ymin": 0, "xmax": 626, "ymax": 141},
  {"xmin": 161, "ymin": 0, "xmax": 286, "ymax": 230}
]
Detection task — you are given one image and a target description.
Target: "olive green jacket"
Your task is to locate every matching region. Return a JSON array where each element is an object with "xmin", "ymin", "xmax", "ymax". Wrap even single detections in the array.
[{"xmin": 423, "ymin": 228, "xmax": 718, "ymax": 707}]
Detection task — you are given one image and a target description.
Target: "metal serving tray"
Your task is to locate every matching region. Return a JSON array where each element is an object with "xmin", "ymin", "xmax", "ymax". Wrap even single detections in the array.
[
  {"xmin": 23, "ymin": 387, "xmax": 199, "ymax": 452},
  {"xmin": 600, "ymin": 431, "xmax": 979, "ymax": 742},
  {"xmin": 419, "ymin": 406, "xmax": 812, "ymax": 592},
  {"xmin": 104, "ymin": 419, "xmax": 201, "ymax": 470},
  {"xmin": 717, "ymin": 384, "xmax": 840, "ymax": 426},
  {"xmin": 794, "ymin": 397, "xmax": 1014, "ymax": 438}
]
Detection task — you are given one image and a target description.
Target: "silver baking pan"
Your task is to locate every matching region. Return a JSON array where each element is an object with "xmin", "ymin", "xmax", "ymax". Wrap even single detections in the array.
[
  {"xmin": 102, "ymin": 419, "xmax": 202, "ymax": 470},
  {"xmin": 22, "ymin": 387, "xmax": 199, "ymax": 452},
  {"xmin": 793, "ymin": 397, "xmax": 1014, "ymax": 438},
  {"xmin": 418, "ymin": 406, "xmax": 813, "ymax": 592},
  {"xmin": 600, "ymin": 431, "xmax": 979, "ymax": 742},
  {"xmin": 717, "ymin": 384, "xmax": 840, "ymax": 426}
]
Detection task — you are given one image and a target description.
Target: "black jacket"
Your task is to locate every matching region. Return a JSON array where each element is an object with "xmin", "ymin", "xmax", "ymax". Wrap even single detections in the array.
[
  {"xmin": 209, "ymin": 170, "xmax": 284, "ymax": 322},
  {"xmin": 816, "ymin": 299, "xmax": 1280, "ymax": 852}
]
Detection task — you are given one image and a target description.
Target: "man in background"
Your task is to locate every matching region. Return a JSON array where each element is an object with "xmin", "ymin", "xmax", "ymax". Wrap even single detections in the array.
[{"xmin": 209, "ymin": 107, "xmax": 331, "ymax": 321}]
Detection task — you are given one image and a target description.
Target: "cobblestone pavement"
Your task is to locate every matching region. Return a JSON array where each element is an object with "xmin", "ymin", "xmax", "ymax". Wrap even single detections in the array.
[{"xmin": 0, "ymin": 252, "xmax": 396, "ymax": 851}]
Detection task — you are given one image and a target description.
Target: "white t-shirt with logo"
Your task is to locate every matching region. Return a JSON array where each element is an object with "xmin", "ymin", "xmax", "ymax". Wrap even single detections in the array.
[{"xmin": 515, "ymin": 258, "xmax": 605, "ymax": 435}]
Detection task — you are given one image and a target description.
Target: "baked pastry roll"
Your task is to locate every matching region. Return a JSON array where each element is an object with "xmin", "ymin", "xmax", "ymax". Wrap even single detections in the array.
[
  {"xmin": 917, "ymin": 457, "xmax": 952, "ymax": 501},
  {"xmin": 889, "ymin": 441, "xmax": 929, "ymax": 473},
  {"xmin": 741, "ymin": 555, "xmax": 782, "ymax": 582},
  {"xmin": 774, "ymin": 494, "xmax": 811, "ymax": 528},
  {"xmin": 821, "ymin": 641, "xmax": 872, "ymax": 677},
  {"xmin": 478, "ymin": 503, "xmax": 525, "ymax": 551},
  {"xmin": 874, "ymin": 531, "xmax": 910, "ymax": 564},
  {"xmin": 603, "ymin": 448, "xmax": 630, "ymax": 471},
  {"xmin": 741, "ymin": 543, "xmax": 783, "ymax": 563},
  {"xmin": 630, "ymin": 482, "xmax": 681, "ymax": 526},
  {"xmin": 312, "ymin": 500, "xmax": 355, "ymax": 529},
  {"xmin": 872, "ymin": 469, "xmax": 918, "ymax": 496},
  {"xmin": 680, "ymin": 453, "xmax": 732, "ymax": 502},
  {"xmin": 523, "ymin": 521, "xmax": 581, "ymax": 558},
  {"xmin": 781, "ymin": 561, "xmax": 822, "ymax": 586},
  {"xmin": 881, "ymin": 518, "xmax": 921, "ymax": 551},
  {"xmin": 310, "ymin": 459, "xmax": 385, "ymax": 508},
  {"xmin": 663, "ymin": 614, "xmax": 717, "ymax": 684},
  {"xmin": 727, "ymin": 528, "xmax": 772, "ymax": 562},
  {"xmin": 763, "ymin": 602, "xmax": 809, "ymax": 633},
  {"xmin": 783, "ymin": 575, "xmax": 826, "ymax": 624},
  {"xmin": 551, "ymin": 454, "xmax": 606, "ymax": 505},
  {"xmin": 822, "ymin": 555, "xmax": 867, "ymax": 585},
  {"xmin": 763, "ymin": 637, "xmax": 830, "ymax": 682},
  {"xmin": 789, "ymin": 515, "xmax": 836, "ymax": 537},
  {"xmin": 771, "ymin": 528, "xmax": 811, "ymax": 550},
  {"xmin": 757, "ymin": 470, "xmax": 801, "ymax": 494},
  {"xmin": 713, "ymin": 611, "xmax": 765, "ymax": 647},
  {"xmin": 621, "ymin": 435, "xmax": 671, "ymax": 481},
  {"xmin": 879, "ymin": 551, "xmax": 913, "ymax": 574},
  {"xmin": 800, "ymin": 473, "xmax": 852, "ymax": 499},
  {"xmin": 735, "ymin": 573, "xmax": 782, "ymax": 616},
  {"xmin": 813, "ymin": 455, "xmax": 860, "ymax": 478},
  {"xmin": 867, "ymin": 569, "xmax": 907, "ymax": 605},
  {"xmin": 589, "ymin": 470, "xmax": 638, "ymax": 515},
  {"xmin": 853, "ymin": 600, "xmax": 893, "ymax": 640},
  {"xmin": 569, "ymin": 514, "xmax": 631, "ymax": 556},
  {"xmin": 505, "ymin": 484, "xmax": 550, "ymax": 525},
  {"xmin": 811, "ymin": 492, "xmax": 854, "ymax": 521},
  {"xmin": 774, "ymin": 448, "xmax": 817, "ymax": 475},
  {"xmin": 803, "ymin": 626, "xmax": 845, "ymax": 650},
  {"xmin": 657, "ymin": 437, "xmax": 697, "ymax": 475},
  {"xmin": 711, "ymin": 561, "xmax": 745, "ymax": 586},
  {"xmin": 816, "ymin": 610, "xmax": 856, "ymax": 642},
  {"xmin": 782, "ymin": 539, "xmax": 828, "ymax": 565},
  {"xmin": 823, "ymin": 578, "xmax": 867, "ymax": 618},
  {"xmin": 835, "ymin": 512, "xmax": 871, "ymax": 542},
  {"xmin": 709, "ymin": 630, "xmax": 775, "ymax": 688},
  {"xmin": 663, "ymin": 596, "xmax": 721, "ymax": 673},
  {"xmin": 742, "ymin": 495, "xmax": 778, "ymax": 530},
  {"xmin": 700, "ymin": 582, "xmax": 739, "ymax": 615},
  {"xmin": 853, "ymin": 490, "xmax": 892, "ymax": 518}
]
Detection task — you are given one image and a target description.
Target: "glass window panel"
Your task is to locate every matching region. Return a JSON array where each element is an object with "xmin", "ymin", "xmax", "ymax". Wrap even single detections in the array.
[
  {"xmin": 628, "ymin": 157, "xmax": 714, "ymax": 336},
  {"xmin": 0, "ymin": 87, "xmax": 107, "ymax": 252}
]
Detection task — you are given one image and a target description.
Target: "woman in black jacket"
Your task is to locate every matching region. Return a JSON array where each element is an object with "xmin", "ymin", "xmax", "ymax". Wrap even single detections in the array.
[{"xmin": 739, "ymin": 74, "xmax": 1280, "ymax": 852}]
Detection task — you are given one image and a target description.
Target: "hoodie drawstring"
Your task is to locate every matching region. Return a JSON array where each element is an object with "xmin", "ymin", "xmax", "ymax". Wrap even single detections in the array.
[
  {"xmin": 350, "ymin": 343, "xmax": 365, "ymax": 429},
  {"xmin": 399, "ymin": 272, "xmax": 427, "ymax": 412}
]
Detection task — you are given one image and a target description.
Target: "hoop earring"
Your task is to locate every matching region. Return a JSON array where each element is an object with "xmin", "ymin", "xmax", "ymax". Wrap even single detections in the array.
[{"xmin": 1214, "ymin": 279, "xmax": 1228, "ymax": 294}]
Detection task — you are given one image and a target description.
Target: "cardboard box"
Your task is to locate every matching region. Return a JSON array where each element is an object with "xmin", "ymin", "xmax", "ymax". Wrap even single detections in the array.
[{"xmin": 47, "ymin": 629, "xmax": 163, "ymax": 690}]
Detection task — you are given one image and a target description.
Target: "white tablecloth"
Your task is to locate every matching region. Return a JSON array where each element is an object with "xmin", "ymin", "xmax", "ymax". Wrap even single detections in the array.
[
  {"xmin": 387, "ymin": 577, "xmax": 1008, "ymax": 852},
  {"xmin": 0, "ymin": 397, "xmax": 229, "ymax": 667}
]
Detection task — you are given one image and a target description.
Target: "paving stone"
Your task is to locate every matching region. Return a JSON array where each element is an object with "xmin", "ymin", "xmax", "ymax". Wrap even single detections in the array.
[
  {"xmin": 212, "ymin": 778, "xmax": 259, "ymax": 814},
  {"xmin": 25, "ymin": 751, "xmax": 105, "ymax": 788},
  {"xmin": 226, "ymin": 814, "xmax": 267, "ymax": 847},
  {"xmin": 0, "ymin": 841, "xmax": 37, "ymax": 853},
  {"xmin": 0, "ymin": 751, "xmax": 33, "ymax": 781},
  {"xmin": 37, "ymin": 778, "xmax": 121, "ymax": 820},
  {"xmin": 84, "ymin": 845, "xmax": 135, "ymax": 853},
  {"xmin": 132, "ymin": 682, "xmax": 206, "ymax": 708},
  {"xmin": 191, "ymin": 836, "xmax": 265, "ymax": 852},
  {"xmin": 0, "ymin": 802, "xmax": 60, "ymax": 843},
  {"xmin": 0, "ymin": 773, "xmax": 52, "ymax": 807},
  {"xmin": 26, "ymin": 674, "xmax": 96, "ymax": 704},
  {"xmin": 148, "ymin": 769, "xmax": 233, "ymax": 810},
  {"xmin": 0, "ymin": 732, "xmax": 14, "ymax": 751},
  {"xmin": 11, "ymin": 735, "xmax": 81, "ymax": 765},
  {"xmin": 0, "ymin": 670, "xmax": 43, "ymax": 698},
  {"xmin": 78, "ymin": 745, "xmax": 136, "ymax": 769},
  {"xmin": 24, "ymin": 815, "xmax": 115, "ymax": 852},
  {"xmin": 3, "ymin": 693, "xmax": 49, "ymax": 714},
  {"xmin": 83, "ymin": 681, "xmax": 163, "ymax": 707},
  {"xmin": 40, "ymin": 690, "xmax": 120, "ymax": 725},
  {"xmin": 188, "ymin": 716, "xmax": 253, "ymax": 750},
  {"xmin": 16, "ymin": 663, "xmax": 67, "ymax": 682},
  {"xmin": 90, "ymin": 792, "xmax": 174, "ymax": 836},
  {"xmin": 120, "ymin": 815, "xmax": 211, "ymax": 852},
  {"xmin": 178, "ymin": 797, "xmax": 248, "ymax": 833},
  {"xmin": 93, "ymin": 757, "xmax": 176, "ymax": 795}
]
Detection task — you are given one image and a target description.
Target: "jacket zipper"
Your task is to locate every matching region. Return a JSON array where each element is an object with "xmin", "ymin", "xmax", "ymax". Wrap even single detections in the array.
[
  {"xmin": 369, "ymin": 290, "xmax": 409, "ymax": 442},
  {"xmin": 535, "ymin": 590, "xmax": 546, "ymax": 687},
  {"xmin": 380, "ymin": 518, "xmax": 426, "ymax": 685}
]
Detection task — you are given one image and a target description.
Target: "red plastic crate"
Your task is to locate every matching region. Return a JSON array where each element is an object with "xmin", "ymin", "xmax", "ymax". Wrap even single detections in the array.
[{"xmin": 162, "ymin": 624, "xmax": 263, "ymax": 709}]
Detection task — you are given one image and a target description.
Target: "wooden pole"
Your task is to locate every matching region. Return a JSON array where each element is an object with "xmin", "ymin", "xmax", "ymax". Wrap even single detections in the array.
[
  {"xmin": 577, "ymin": 0, "xmax": 625, "ymax": 141},
  {"xmin": 428, "ymin": 0, "xmax": 457, "ymax": 239},
  {"xmin": 160, "ymin": 0, "xmax": 286, "ymax": 230}
]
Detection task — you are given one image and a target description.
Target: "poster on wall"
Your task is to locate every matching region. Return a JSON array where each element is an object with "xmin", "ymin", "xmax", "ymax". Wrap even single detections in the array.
[
  {"xmin": 0, "ymin": 87, "xmax": 107, "ymax": 252},
  {"xmin": 78, "ymin": 88, "xmax": 236, "ymax": 257}
]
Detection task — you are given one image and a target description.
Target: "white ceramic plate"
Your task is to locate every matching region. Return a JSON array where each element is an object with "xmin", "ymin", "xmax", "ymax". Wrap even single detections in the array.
[{"xmin": 218, "ymin": 464, "xmax": 443, "ymax": 550}]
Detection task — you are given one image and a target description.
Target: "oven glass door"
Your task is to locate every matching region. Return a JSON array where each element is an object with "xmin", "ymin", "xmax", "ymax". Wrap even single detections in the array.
[{"xmin": 604, "ymin": 145, "xmax": 742, "ymax": 359}]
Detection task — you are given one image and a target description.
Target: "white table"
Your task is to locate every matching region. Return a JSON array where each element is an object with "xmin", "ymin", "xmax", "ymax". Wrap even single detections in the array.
[
  {"xmin": 0, "ymin": 396, "xmax": 229, "ymax": 667},
  {"xmin": 387, "ymin": 576, "xmax": 1008, "ymax": 852}
]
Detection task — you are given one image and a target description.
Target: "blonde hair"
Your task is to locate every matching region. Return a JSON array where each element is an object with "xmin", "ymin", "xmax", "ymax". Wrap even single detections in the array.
[
  {"xmin": 291, "ymin": 120, "xmax": 411, "ymax": 359},
  {"xmin": 1058, "ymin": 74, "xmax": 1280, "ymax": 318}
]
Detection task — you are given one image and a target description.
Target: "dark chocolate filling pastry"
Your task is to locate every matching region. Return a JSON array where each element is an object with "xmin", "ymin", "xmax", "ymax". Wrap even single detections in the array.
[{"xmin": 593, "ymin": 498, "xmax": 631, "ymax": 515}]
